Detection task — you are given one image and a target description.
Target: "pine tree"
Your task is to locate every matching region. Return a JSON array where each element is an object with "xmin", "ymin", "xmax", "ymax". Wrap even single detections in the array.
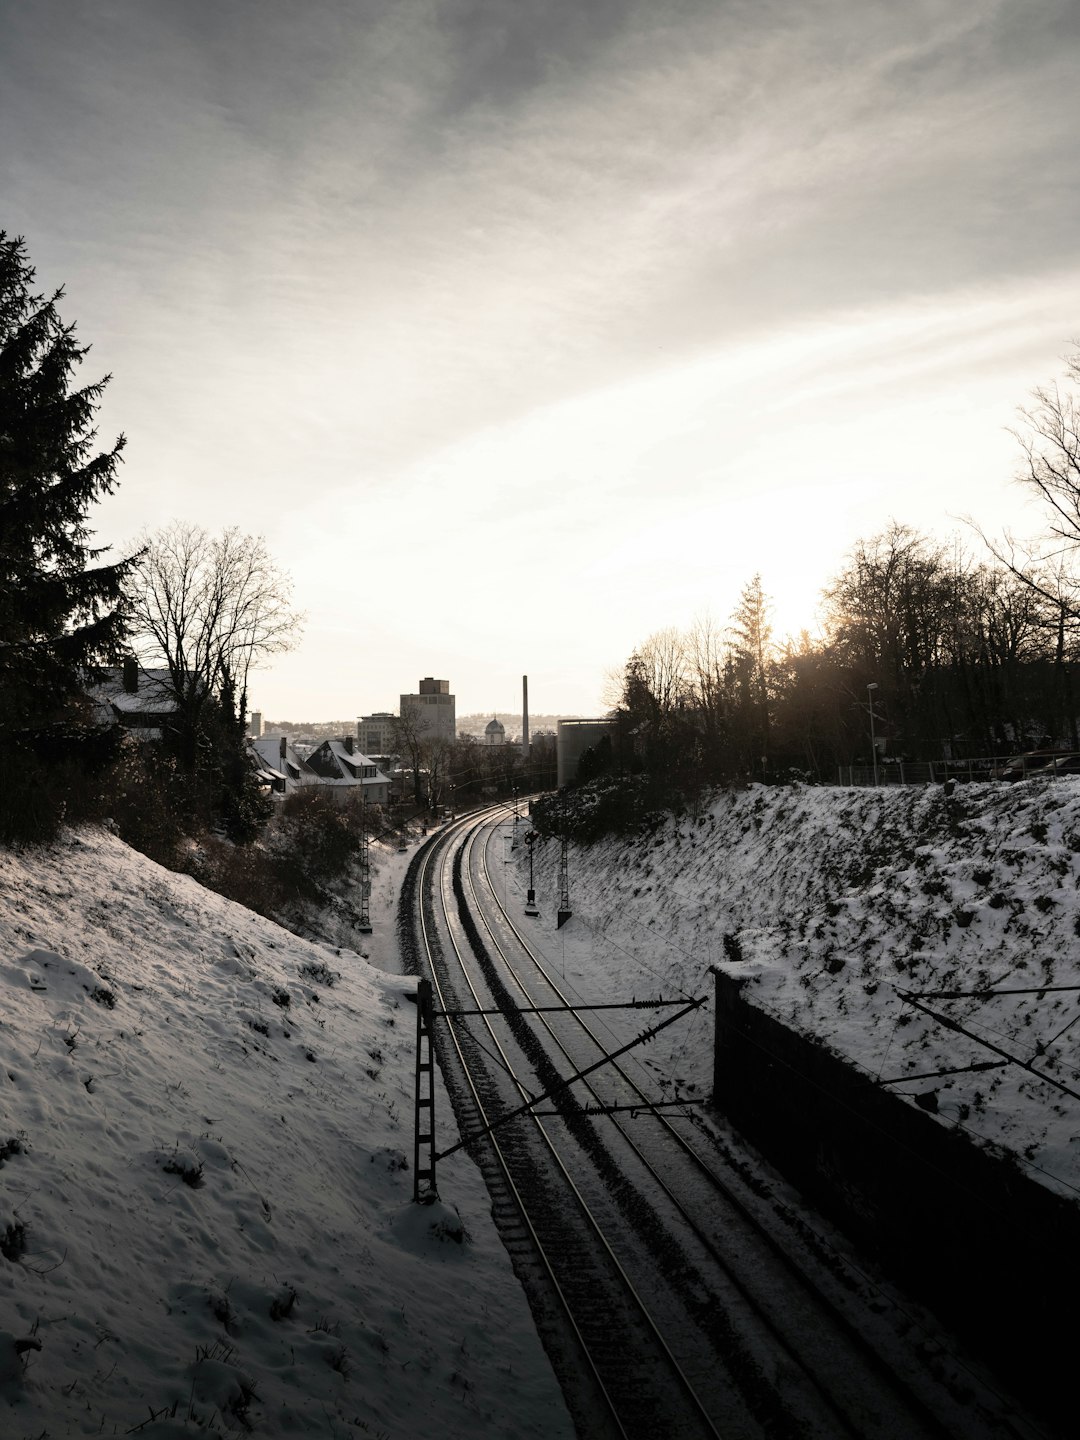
[{"xmin": 0, "ymin": 232, "xmax": 137, "ymax": 839}]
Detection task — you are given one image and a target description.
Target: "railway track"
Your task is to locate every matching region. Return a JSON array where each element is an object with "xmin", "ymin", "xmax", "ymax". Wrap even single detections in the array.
[{"xmin": 401, "ymin": 805, "xmax": 1050, "ymax": 1440}]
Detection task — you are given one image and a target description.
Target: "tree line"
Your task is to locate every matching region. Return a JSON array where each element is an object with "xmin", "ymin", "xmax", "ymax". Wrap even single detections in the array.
[
  {"xmin": 0, "ymin": 228, "xmax": 554, "ymax": 887},
  {"xmin": 7, "ymin": 221, "xmax": 1080, "ymax": 866},
  {"xmin": 598, "ymin": 359, "xmax": 1080, "ymax": 787}
]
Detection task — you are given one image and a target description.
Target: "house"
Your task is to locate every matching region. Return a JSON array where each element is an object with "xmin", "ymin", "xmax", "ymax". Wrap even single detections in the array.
[
  {"xmin": 248, "ymin": 736, "xmax": 317, "ymax": 797},
  {"xmin": 87, "ymin": 659, "xmax": 183, "ymax": 741},
  {"xmin": 305, "ymin": 736, "xmax": 391, "ymax": 806}
]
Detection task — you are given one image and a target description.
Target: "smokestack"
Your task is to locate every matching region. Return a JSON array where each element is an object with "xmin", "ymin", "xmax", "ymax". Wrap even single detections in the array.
[
  {"xmin": 279, "ymin": 737, "xmax": 287, "ymax": 762},
  {"xmin": 522, "ymin": 675, "xmax": 530, "ymax": 760}
]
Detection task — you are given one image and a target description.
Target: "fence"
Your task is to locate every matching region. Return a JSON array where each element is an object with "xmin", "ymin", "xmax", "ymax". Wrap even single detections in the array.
[
  {"xmin": 837, "ymin": 756, "xmax": 1071, "ymax": 786},
  {"xmin": 839, "ymin": 759, "xmax": 991, "ymax": 786}
]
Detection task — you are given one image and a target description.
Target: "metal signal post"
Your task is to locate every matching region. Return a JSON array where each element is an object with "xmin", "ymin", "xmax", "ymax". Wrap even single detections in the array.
[
  {"xmin": 524, "ymin": 829, "xmax": 539, "ymax": 916},
  {"xmin": 413, "ymin": 978, "xmax": 437, "ymax": 1202},
  {"xmin": 358, "ymin": 796, "xmax": 372, "ymax": 934},
  {"xmin": 557, "ymin": 809, "xmax": 571, "ymax": 928}
]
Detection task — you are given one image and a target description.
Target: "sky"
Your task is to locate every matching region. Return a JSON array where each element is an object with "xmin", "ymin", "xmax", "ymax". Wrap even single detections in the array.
[{"xmin": 4, "ymin": 0, "xmax": 1080, "ymax": 720}]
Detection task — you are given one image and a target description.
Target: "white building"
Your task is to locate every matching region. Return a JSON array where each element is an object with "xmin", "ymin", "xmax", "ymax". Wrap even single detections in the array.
[
  {"xmin": 357, "ymin": 712, "xmax": 398, "ymax": 756},
  {"xmin": 249, "ymin": 736, "xmax": 316, "ymax": 797},
  {"xmin": 484, "ymin": 716, "xmax": 506, "ymax": 746},
  {"xmin": 305, "ymin": 736, "xmax": 391, "ymax": 805}
]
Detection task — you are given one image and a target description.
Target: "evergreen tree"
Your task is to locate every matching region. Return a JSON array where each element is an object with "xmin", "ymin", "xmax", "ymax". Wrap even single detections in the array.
[
  {"xmin": 730, "ymin": 574, "xmax": 774, "ymax": 775},
  {"xmin": 0, "ymin": 232, "xmax": 136, "ymax": 839}
]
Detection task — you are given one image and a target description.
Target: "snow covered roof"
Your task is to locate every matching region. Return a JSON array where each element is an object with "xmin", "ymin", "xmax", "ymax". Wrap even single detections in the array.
[
  {"xmin": 249, "ymin": 736, "xmax": 314, "ymax": 783},
  {"xmin": 311, "ymin": 739, "xmax": 390, "ymax": 785},
  {"xmin": 88, "ymin": 666, "xmax": 180, "ymax": 716}
]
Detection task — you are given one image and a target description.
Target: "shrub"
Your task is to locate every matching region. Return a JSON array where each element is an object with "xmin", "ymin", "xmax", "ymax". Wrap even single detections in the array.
[{"xmin": 281, "ymin": 788, "xmax": 360, "ymax": 874}]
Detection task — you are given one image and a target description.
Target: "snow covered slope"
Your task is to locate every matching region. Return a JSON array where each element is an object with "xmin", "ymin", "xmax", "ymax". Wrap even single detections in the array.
[
  {"xmin": 0, "ymin": 829, "xmax": 572, "ymax": 1439},
  {"xmin": 523, "ymin": 781, "xmax": 1080, "ymax": 1204}
]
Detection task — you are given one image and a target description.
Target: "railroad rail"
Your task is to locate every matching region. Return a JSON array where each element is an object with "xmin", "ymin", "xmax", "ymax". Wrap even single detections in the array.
[{"xmin": 402, "ymin": 805, "xmax": 1051, "ymax": 1440}]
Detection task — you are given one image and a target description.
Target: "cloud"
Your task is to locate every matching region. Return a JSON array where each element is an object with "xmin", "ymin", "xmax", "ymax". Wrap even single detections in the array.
[{"xmin": 6, "ymin": 0, "xmax": 1080, "ymax": 715}]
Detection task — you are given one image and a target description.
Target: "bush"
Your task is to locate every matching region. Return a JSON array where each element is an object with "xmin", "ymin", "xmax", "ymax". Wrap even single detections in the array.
[
  {"xmin": 0, "ymin": 749, "xmax": 61, "ymax": 845},
  {"xmin": 532, "ymin": 774, "xmax": 675, "ymax": 842},
  {"xmin": 281, "ymin": 789, "xmax": 360, "ymax": 875},
  {"xmin": 101, "ymin": 735, "xmax": 188, "ymax": 866},
  {"xmin": 184, "ymin": 837, "xmax": 300, "ymax": 919},
  {"xmin": 0, "ymin": 721, "xmax": 125, "ymax": 847}
]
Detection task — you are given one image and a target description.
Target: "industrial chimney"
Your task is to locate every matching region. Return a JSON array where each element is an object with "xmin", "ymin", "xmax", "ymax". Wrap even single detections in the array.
[{"xmin": 522, "ymin": 675, "xmax": 530, "ymax": 761}]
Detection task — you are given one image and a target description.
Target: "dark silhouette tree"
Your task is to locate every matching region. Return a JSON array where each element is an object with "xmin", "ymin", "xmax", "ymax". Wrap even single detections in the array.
[{"xmin": 0, "ymin": 232, "xmax": 137, "ymax": 840}]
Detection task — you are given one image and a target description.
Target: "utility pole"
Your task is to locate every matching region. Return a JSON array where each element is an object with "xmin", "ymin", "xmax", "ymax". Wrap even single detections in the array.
[
  {"xmin": 358, "ymin": 794, "xmax": 372, "ymax": 934},
  {"xmin": 412, "ymin": 991, "xmax": 704, "ymax": 1192},
  {"xmin": 557, "ymin": 805, "xmax": 571, "ymax": 929},
  {"xmin": 413, "ymin": 978, "xmax": 437, "ymax": 1202}
]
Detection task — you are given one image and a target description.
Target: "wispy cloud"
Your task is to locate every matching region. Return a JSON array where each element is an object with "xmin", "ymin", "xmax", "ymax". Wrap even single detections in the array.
[{"xmin": 4, "ymin": 0, "xmax": 1080, "ymax": 712}]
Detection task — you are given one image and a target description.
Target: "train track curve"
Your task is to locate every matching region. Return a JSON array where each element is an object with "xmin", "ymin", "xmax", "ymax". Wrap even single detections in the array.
[{"xmin": 398, "ymin": 804, "xmax": 1051, "ymax": 1440}]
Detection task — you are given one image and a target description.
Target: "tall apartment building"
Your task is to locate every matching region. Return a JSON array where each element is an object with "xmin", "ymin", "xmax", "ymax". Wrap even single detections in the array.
[
  {"xmin": 399, "ymin": 676, "xmax": 456, "ymax": 744},
  {"xmin": 357, "ymin": 712, "xmax": 398, "ymax": 756}
]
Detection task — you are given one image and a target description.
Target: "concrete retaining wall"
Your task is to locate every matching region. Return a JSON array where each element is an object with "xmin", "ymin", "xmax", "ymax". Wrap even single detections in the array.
[{"xmin": 712, "ymin": 970, "xmax": 1078, "ymax": 1435}]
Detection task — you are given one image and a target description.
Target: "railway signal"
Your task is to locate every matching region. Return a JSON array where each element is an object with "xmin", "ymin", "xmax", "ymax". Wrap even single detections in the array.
[
  {"xmin": 557, "ymin": 825, "xmax": 571, "ymax": 929},
  {"xmin": 524, "ymin": 830, "xmax": 539, "ymax": 916}
]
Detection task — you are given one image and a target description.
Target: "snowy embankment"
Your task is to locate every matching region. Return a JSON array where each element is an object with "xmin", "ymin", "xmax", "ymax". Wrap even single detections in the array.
[
  {"xmin": 0, "ymin": 829, "xmax": 571, "ymax": 1439},
  {"xmin": 523, "ymin": 781, "xmax": 1080, "ymax": 1204}
]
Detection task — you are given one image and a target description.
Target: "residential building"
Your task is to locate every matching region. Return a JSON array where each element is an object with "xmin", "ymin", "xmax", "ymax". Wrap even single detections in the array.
[
  {"xmin": 249, "ymin": 736, "xmax": 316, "ymax": 797},
  {"xmin": 305, "ymin": 736, "xmax": 391, "ymax": 805},
  {"xmin": 88, "ymin": 660, "xmax": 184, "ymax": 741},
  {"xmin": 358, "ymin": 711, "xmax": 398, "ymax": 757}
]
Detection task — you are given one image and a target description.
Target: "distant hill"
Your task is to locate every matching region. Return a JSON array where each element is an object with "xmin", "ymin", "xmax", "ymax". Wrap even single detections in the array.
[
  {"xmin": 259, "ymin": 719, "xmax": 357, "ymax": 742},
  {"xmin": 457, "ymin": 712, "xmax": 570, "ymax": 738}
]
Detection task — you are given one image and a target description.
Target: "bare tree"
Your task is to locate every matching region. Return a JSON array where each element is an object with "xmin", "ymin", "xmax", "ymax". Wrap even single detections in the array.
[
  {"xmin": 1012, "ymin": 349, "xmax": 1080, "ymax": 549},
  {"xmin": 971, "ymin": 349, "xmax": 1080, "ymax": 618},
  {"xmin": 392, "ymin": 701, "xmax": 428, "ymax": 808},
  {"xmin": 685, "ymin": 612, "xmax": 731, "ymax": 777},
  {"xmin": 129, "ymin": 521, "xmax": 302, "ymax": 762}
]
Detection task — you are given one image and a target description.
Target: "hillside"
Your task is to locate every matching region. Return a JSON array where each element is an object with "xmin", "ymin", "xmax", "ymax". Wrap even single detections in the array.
[
  {"xmin": 0, "ymin": 830, "xmax": 572, "ymax": 1439},
  {"xmin": 6, "ymin": 782, "xmax": 1079, "ymax": 1436},
  {"xmin": 522, "ymin": 780, "xmax": 1080, "ymax": 1204}
]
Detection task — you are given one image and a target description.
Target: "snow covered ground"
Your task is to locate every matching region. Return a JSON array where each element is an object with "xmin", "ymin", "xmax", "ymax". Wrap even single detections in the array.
[
  {"xmin": 518, "ymin": 781, "xmax": 1080, "ymax": 1206},
  {"xmin": 0, "ymin": 828, "xmax": 573, "ymax": 1439},
  {"xmin": 6, "ymin": 779, "xmax": 1078, "ymax": 1437}
]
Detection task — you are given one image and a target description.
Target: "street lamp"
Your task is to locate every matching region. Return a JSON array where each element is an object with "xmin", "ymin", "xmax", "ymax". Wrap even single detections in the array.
[{"xmin": 867, "ymin": 683, "xmax": 879, "ymax": 787}]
